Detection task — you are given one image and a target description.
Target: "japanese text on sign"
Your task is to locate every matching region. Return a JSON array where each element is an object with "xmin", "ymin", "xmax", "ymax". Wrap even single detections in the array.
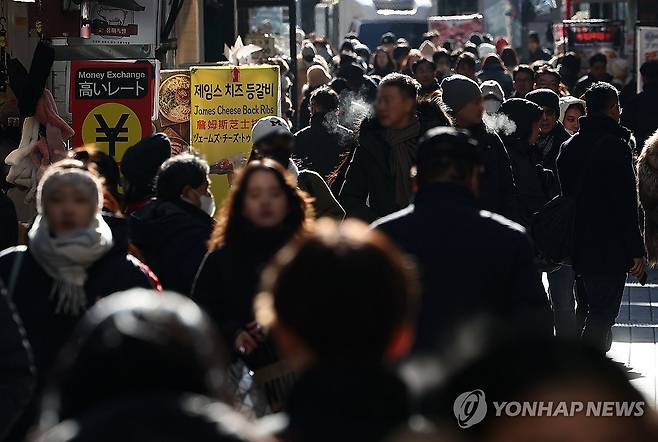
[{"xmin": 76, "ymin": 68, "xmax": 149, "ymax": 100}]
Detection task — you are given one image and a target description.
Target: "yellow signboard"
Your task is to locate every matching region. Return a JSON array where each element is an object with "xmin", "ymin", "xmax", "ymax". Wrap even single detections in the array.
[
  {"xmin": 81, "ymin": 102, "xmax": 143, "ymax": 160},
  {"xmin": 190, "ymin": 65, "xmax": 280, "ymax": 202}
]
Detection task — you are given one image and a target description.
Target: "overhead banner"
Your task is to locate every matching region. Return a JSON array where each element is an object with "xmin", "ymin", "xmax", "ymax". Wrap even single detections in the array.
[
  {"xmin": 70, "ymin": 60, "xmax": 156, "ymax": 161},
  {"xmin": 636, "ymin": 27, "xmax": 658, "ymax": 93},
  {"xmin": 190, "ymin": 65, "xmax": 280, "ymax": 202},
  {"xmin": 84, "ymin": 0, "xmax": 160, "ymax": 46}
]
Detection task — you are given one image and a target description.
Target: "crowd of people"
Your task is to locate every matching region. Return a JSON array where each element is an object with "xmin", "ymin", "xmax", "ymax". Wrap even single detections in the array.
[{"xmin": 1, "ymin": 28, "xmax": 658, "ymax": 441}]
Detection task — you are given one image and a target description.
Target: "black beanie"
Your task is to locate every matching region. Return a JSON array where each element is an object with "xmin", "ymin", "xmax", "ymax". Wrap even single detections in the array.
[
  {"xmin": 121, "ymin": 133, "xmax": 171, "ymax": 186},
  {"xmin": 526, "ymin": 88, "xmax": 560, "ymax": 116},
  {"xmin": 500, "ymin": 98, "xmax": 543, "ymax": 142}
]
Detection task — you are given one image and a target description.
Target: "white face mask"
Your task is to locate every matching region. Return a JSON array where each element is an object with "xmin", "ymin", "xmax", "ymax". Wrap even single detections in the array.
[
  {"xmin": 199, "ymin": 193, "xmax": 216, "ymax": 217},
  {"xmin": 483, "ymin": 99, "xmax": 502, "ymax": 114},
  {"xmin": 181, "ymin": 190, "xmax": 216, "ymax": 217}
]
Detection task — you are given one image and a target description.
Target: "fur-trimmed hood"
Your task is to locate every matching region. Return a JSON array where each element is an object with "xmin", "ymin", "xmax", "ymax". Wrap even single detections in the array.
[{"xmin": 637, "ymin": 129, "xmax": 658, "ymax": 265}]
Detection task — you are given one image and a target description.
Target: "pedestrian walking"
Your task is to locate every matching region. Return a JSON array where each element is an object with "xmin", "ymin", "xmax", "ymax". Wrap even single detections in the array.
[
  {"xmin": 559, "ymin": 96, "xmax": 586, "ymax": 135},
  {"xmin": 294, "ymin": 86, "xmax": 353, "ymax": 180},
  {"xmin": 557, "ymin": 82, "xmax": 645, "ymax": 351},
  {"xmin": 573, "ymin": 53, "xmax": 613, "ymax": 98},
  {"xmin": 192, "ymin": 159, "xmax": 313, "ymax": 368},
  {"xmin": 526, "ymin": 88, "xmax": 571, "ymax": 174},
  {"xmin": 0, "ymin": 160, "xmax": 157, "ymax": 440},
  {"xmin": 412, "ymin": 58, "xmax": 440, "ymax": 96},
  {"xmin": 255, "ymin": 219, "xmax": 418, "ymax": 442},
  {"xmin": 373, "ymin": 127, "xmax": 552, "ymax": 351},
  {"xmin": 638, "ymin": 129, "xmax": 658, "ymax": 267},
  {"xmin": 441, "ymin": 74, "xmax": 516, "ymax": 218},
  {"xmin": 512, "ymin": 64, "xmax": 535, "ymax": 98},
  {"xmin": 339, "ymin": 74, "xmax": 425, "ymax": 222},
  {"xmin": 478, "ymin": 55, "xmax": 513, "ymax": 98},
  {"xmin": 251, "ymin": 116, "xmax": 344, "ymax": 220},
  {"xmin": 621, "ymin": 60, "xmax": 658, "ymax": 153},
  {"xmin": 129, "ymin": 154, "xmax": 215, "ymax": 295}
]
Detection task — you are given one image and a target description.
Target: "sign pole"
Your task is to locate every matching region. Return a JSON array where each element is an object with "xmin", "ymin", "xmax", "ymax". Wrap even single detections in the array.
[{"xmin": 289, "ymin": 0, "xmax": 297, "ymax": 117}]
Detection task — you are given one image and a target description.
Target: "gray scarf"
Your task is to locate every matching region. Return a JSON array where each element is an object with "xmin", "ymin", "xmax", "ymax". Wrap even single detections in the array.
[
  {"xmin": 387, "ymin": 118, "xmax": 421, "ymax": 207},
  {"xmin": 28, "ymin": 215, "xmax": 114, "ymax": 315}
]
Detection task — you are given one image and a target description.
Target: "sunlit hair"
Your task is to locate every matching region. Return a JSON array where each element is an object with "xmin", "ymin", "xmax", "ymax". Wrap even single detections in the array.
[{"xmin": 207, "ymin": 159, "xmax": 314, "ymax": 251}]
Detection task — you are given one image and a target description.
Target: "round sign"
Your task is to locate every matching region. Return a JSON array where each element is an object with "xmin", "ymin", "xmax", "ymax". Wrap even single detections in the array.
[{"xmin": 82, "ymin": 102, "xmax": 142, "ymax": 160}]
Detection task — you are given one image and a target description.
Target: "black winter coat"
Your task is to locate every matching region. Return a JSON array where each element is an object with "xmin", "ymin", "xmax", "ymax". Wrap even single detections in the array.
[
  {"xmin": 339, "ymin": 116, "xmax": 426, "ymax": 223},
  {"xmin": 535, "ymin": 121, "xmax": 571, "ymax": 175},
  {"xmin": 192, "ymin": 227, "xmax": 291, "ymax": 352},
  {"xmin": 0, "ymin": 215, "xmax": 154, "ymax": 441},
  {"xmin": 503, "ymin": 136, "xmax": 554, "ymax": 227},
  {"xmin": 0, "ymin": 282, "xmax": 34, "ymax": 440},
  {"xmin": 466, "ymin": 122, "xmax": 517, "ymax": 219},
  {"xmin": 621, "ymin": 82, "xmax": 658, "ymax": 154},
  {"xmin": 281, "ymin": 364, "xmax": 409, "ymax": 442},
  {"xmin": 373, "ymin": 183, "xmax": 553, "ymax": 351},
  {"xmin": 129, "ymin": 198, "xmax": 214, "ymax": 295},
  {"xmin": 478, "ymin": 64, "xmax": 514, "ymax": 98},
  {"xmin": 0, "ymin": 191, "xmax": 18, "ymax": 252},
  {"xmin": 294, "ymin": 114, "xmax": 353, "ymax": 179},
  {"xmin": 557, "ymin": 115, "xmax": 645, "ymax": 274}
]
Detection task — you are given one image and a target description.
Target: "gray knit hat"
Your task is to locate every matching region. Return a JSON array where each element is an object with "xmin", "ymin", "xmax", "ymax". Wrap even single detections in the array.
[
  {"xmin": 37, "ymin": 160, "xmax": 103, "ymax": 215},
  {"xmin": 440, "ymin": 75, "xmax": 482, "ymax": 114}
]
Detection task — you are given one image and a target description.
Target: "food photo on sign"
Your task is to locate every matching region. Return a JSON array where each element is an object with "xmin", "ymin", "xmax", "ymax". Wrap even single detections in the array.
[{"xmin": 157, "ymin": 70, "xmax": 191, "ymax": 156}]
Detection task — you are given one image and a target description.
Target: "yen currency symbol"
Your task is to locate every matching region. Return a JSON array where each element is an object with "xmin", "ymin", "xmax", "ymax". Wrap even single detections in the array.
[{"xmin": 94, "ymin": 113, "xmax": 129, "ymax": 157}]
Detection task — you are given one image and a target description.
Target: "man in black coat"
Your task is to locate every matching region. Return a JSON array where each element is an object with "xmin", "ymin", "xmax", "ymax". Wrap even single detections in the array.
[
  {"xmin": 441, "ymin": 74, "xmax": 517, "ymax": 219},
  {"xmin": 557, "ymin": 82, "xmax": 645, "ymax": 351},
  {"xmin": 130, "ymin": 154, "xmax": 215, "ymax": 295},
  {"xmin": 573, "ymin": 53, "xmax": 614, "ymax": 98},
  {"xmin": 526, "ymin": 89, "xmax": 571, "ymax": 174},
  {"xmin": 621, "ymin": 60, "xmax": 658, "ymax": 153},
  {"xmin": 373, "ymin": 128, "xmax": 553, "ymax": 352},
  {"xmin": 294, "ymin": 86, "xmax": 353, "ymax": 180},
  {"xmin": 339, "ymin": 73, "xmax": 425, "ymax": 222}
]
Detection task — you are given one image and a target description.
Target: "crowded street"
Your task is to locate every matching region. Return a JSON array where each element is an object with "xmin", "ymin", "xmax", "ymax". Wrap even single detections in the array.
[{"xmin": 1, "ymin": 0, "xmax": 658, "ymax": 441}]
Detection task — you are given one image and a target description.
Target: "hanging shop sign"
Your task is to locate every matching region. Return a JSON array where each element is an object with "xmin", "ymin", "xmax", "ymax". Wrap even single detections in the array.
[
  {"xmin": 190, "ymin": 65, "xmax": 280, "ymax": 202},
  {"xmin": 636, "ymin": 27, "xmax": 658, "ymax": 93},
  {"xmin": 85, "ymin": 0, "xmax": 159, "ymax": 46},
  {"xmin": 70, "ymin": 60, "xmax": 156, "ymax": 161},
  {"xmin": 564, "ymin": 20, "xmax": 624, "ymax": 69}
]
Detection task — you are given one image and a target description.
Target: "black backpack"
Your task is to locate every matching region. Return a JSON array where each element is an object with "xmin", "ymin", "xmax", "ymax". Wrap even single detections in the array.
[{"xmin": 530, "ymin": 136, "xmax": 608, "ymax": 264}]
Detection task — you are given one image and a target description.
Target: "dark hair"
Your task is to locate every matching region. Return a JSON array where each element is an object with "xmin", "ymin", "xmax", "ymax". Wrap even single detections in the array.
[
  {"xmin": 432, "ymin": 48, "xmax": 450, "ymax": 65},
  {"xmin": 482, "ymin": 54, "xmax": 504, "ymax": 70},
  {"xmin": 42, "ymin": 290, "xmax": 229, "ymax": 424},
  {"xmin": 513, "ymin": 64, "xmax": 534, "ymax": 80},
  {"xmin": 71, "ymin": 146, "xmax": 121, "ymax": 200},
  {"xmin": 411, "ymin": 58, "xmax": 436, "ymax": 75},
  {"xmin": 456, "ymin": 52, "xmax": 476, "ymax": 71},
  {"xmin": 500, "ymin": 98, "xmax": 543, "ymax": 143},
  {"xmin": 536, "ymin": 66, "xmax": 562, "ymax": 83},
  {"xmin": 155, "ymin": 153, "xmax": 209, "ymax": 200},
  {"xmin": 500, "ymin": 47, "xmax": 518, "ymax": 68},
  {"xmin": 257, "ymin": 219, "xmax": 418, "ymax": 363},
  {"xmin": 589, "ymin": 52, "xmax": 607, "ymax": 68},
  {"xmin": 373, "ymin": 46, "xmax": 396, "ymax": 73},
  {"xmin": 309, "ymin": 85, "xmax": 339, "ymax": 113},
  {"xmin": 415, "ymin": 127, "xmax": 481, "ymax": 187},
  {"xmin": 640, "ymin": 60, "xmax": 658, "ymax": 83},
  {"xmin": 208, "ymin": 159, "xmax": 313, "ymax": 250},
  {"xmin": 584, "ymin": 81, "xmax": 618, "ymax": 115},
  {"xmin": 528, "ymin": 31, "xmax": 540, "ymax": 43},
  {"xmin": 379, "ymin": 73, "xmax": 420, "ymax": 101},
  {"xmin": 417, "ymin": 91, "xmax": 453, "ymax": 129}
]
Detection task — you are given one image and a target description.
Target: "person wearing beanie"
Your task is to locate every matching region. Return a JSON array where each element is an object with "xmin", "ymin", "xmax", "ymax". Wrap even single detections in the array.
[
  {"xmin": 480, "ymin": 80, "xmax": 505, "ymax": 114},
  {"xmin": 478, "ymin": 54, "xmax": 513, "ymax": 98},
  {"xmin": 121, "ymin": 133, "xmax": 171, "ymax": 214},
  {"xmin": 441, "ymin": 74, "xmax": 516, "ymax": 218},
  {"xmin": 477, "ymin": 43, "xmax": 496, "ymax": 61},
  {"xmin": 0, "ymin": 160, "xmax": 156, "ymax": 440},
  {"xmin": 526, "ymin": 88, "xmax": 570, "ymax": 174},
  {"xmin": 527, "ymin": 31, "xmax": 551, "ymax": 64},
  {"xmin": 381, "ymin": 32, "xmax": 396, "ymax": 53},
  {"xmin": 297, "ymin": 65, "xmax": 332, "ymax": 129},
  {"xmin": 498, "ymin": 99, "xmax": 556, "ymax": 227}
]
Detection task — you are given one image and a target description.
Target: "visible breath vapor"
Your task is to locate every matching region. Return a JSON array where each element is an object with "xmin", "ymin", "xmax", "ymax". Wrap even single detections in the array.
[
  {"xmin": 338, "ymin": 90, "xmax": 373, "ymax": 131},
  {"xmin": 483, "ymin": 112, "xmax": 517, "ymax": 137}
]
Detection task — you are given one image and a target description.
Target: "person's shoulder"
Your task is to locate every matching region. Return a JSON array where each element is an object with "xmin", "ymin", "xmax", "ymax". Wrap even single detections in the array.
[
  {"xmin": 337, "ymin": 124, "xmax": 353, "ymax": 136},
  {"xmin": 294, "ymin": 125, "xmax": 312, "ymax": 138},
  {"xmin": 0, "ymin": 245, "xmax": 27, "ymax": 268},
  {"xmin": 298, "ymin": 168, "xmax": 325, "ymax": 185}
]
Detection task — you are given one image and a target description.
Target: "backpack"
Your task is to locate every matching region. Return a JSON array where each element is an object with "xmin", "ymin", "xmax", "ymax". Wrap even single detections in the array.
[{"xmin": 530, "ymin": 135, "xmax": 608, "ymax": 264}]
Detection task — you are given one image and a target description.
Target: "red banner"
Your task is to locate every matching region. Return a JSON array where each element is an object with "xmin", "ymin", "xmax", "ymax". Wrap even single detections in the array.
[{"xmin": 70, "ymin": 60, "xmax": 155, "ymax": 161}]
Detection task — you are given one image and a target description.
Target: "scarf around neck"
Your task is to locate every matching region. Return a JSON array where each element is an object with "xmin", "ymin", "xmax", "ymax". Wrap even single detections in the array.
[
  {"xmin": 28, "ymin": 215, "xmax": 114, "ymax": 315},
  {"xmin": 387, "ymin": 118, "xmax": 421, "ymax": 208}
]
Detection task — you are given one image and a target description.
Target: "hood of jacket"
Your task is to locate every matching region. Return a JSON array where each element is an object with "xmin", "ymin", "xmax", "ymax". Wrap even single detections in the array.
[{"xmin": 129, "ymin": 199, "xmax": 213, "ymax": 249}]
